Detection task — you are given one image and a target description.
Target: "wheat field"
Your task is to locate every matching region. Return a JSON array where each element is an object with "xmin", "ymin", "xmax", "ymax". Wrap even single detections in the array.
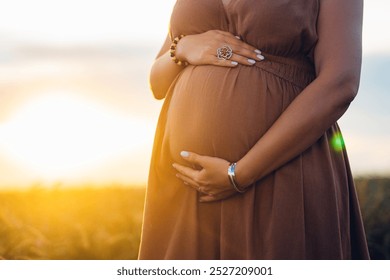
[
  {"xmin": 0, "ymin": 186, "xmax": 145, "ymax": 260},
  {"xmin": 0, "ymin": 178, "xmax": 389, "ymax": 260}
]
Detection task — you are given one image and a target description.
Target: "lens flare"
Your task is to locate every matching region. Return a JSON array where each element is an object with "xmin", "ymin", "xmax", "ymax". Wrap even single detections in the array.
[{"xmin": 331, "ymin": 132, "xmax": 345, "ymax": 152}]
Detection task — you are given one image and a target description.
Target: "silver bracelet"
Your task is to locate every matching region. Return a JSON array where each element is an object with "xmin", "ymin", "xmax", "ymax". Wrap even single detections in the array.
[{"xmin": 228, "ymin": 162, "xmax": 245, "ymax": 193}]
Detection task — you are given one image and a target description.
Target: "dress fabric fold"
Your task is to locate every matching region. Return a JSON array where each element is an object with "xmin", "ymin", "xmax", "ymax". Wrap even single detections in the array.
[{"xmin": 138, "ymin": 0, "xmax": 370, "ymax": 260}]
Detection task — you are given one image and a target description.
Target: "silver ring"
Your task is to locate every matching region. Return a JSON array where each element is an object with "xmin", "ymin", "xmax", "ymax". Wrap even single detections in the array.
[{"xmin": 217, "ymin": 45, "xmax": 233, "ymax": 60}]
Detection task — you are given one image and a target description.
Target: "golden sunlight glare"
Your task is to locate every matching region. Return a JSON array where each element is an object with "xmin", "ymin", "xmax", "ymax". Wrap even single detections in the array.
[{"xmin": 0, "ymin": 90, "xmax": 154, "ymax": 181}]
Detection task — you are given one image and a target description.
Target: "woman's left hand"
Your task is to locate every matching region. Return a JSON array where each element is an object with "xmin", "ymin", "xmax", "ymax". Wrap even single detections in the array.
[{"xmin": 172, "ymin": 151, "xmax": 240, "ymax": 202}]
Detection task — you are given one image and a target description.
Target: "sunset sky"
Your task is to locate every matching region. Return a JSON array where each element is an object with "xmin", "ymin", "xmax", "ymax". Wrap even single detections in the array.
[{"xmin": 0, "ymin": 0, "xmax": 389, "ymax": 188}]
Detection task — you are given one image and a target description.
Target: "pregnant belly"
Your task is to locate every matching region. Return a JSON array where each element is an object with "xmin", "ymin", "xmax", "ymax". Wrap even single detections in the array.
[{"xmin": 165, "ymin": 65, "xmax": 291, "ymax": 164}]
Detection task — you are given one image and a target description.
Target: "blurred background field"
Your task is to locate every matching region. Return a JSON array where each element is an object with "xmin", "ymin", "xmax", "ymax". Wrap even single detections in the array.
[
  {"xmin": 0, "ymin": 177, "xmax": 389, "ymax": 260},
  {"xmin": 0, "ymin": 186, "xmax": 145, "ymax": 260},
  {"xmin": 355, "ymin": 177, "xmax": 390, "ymax": 260}
]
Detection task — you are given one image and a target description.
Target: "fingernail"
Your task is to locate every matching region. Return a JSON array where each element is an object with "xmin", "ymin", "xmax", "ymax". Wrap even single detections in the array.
[
  {"xmin": 254, "ymin": 49, "xmax": 262, "ymax": 54},
  {"xmin": 235, "ymin": 36, "xmax": 241, "ymax": 40},
  {"xmin": 257, "ymin": 54, "xmax": 265, "ymax": 60},
  {"xmin": 231, "ymin": 61, "xmax": 238, "ymax": 66},
  {"xmin": 248, "ymin": 59, "xmax": 256, "ymax": 64},
  {"xmin": 172, "ymin": 163, "xmax": 176, "ymax": 169},
  {"xmin": 180, "ymin": 151, "xmax": 190, "ymax": 157}
]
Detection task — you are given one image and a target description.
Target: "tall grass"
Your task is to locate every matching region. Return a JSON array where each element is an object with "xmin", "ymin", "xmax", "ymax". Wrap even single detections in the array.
[
  {"xmin": 0, "ymin": 186, "xmax": 145, "ymax": 260},
  {"xmin": 0, "ymin": 178, "xmax": 389, "ymax": 260},
  {"xmin": 355, "ymin": 177, "xmax": 390, "ymax": 260}
]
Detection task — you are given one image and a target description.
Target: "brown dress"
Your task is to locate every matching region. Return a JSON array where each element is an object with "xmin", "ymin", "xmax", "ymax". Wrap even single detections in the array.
[{"xmin": 139, "ymin": 0, "xmax": 370, "ymax": 259}]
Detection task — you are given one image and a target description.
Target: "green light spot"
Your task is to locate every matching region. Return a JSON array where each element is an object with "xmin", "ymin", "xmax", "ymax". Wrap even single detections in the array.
[{"xmin": 331, "ymin": 133, "xmax": 345, "ymax": 152}]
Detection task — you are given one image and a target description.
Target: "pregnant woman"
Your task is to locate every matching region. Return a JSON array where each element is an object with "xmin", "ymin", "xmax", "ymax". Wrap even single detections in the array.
[{"xmin": 138, "ymin": 0, "xmax": 370, "ymax": 259}]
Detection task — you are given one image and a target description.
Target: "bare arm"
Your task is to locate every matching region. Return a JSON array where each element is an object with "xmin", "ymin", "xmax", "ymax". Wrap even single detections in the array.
[
  {"xmin": 149, "ymin": 35, "xmax": 185, "ymax": 100},
  {"xmin": 173, "ymin": 0, "xmax": 364, "ymax": 202},
  {"xmin": 236, "ymin": 0, "xmax": 364, "ymax": 186}
]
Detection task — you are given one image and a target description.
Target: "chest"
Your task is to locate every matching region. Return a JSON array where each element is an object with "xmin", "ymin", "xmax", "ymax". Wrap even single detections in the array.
[{"xmin": 169, "ymin": 0, "xmax": 319, "ymax": 55}]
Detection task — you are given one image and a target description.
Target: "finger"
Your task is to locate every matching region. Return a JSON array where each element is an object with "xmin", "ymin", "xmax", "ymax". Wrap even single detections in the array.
[
  {"xmin": 230, "ymin": 53, "xmax": 258, "ymax": 66},
  {"xmin": 199, "ymin": 194, "xmax": 216, "ymax": 203},
  {"xmin": 213, "ymin": 54, "xmax": 255, "ymax": 67},
  {"xmin": 213, "ymin": 56, "xmax": 240, "ymax": 67},
  {"xmin": 176, "ymin": 173, "xmax": 201, "ymax": 190},
  {"xmin": 180, "ymin": 151, "xmax": 205, "ymax": 166},
  {"xmin": 215, "ymin": 30, "xmax": 261, "ymax": 53},
  {"xmin": 200, "ymin": 192, "xmax": 229, "ymax": 203},
  {"xmin": 210, "ymin": 45, "xmax": 239, "ymax": 67},
  {"xmin": 212, "ymin": 30, "xmax": 256, "ymax": 51},
  {"xmin": 173, "ymin": 162, "xmax": 199, "ymax": 179},
  {"xmin": 176, "ymin": 173, "xmax": 214, "ymax": 196},
  {"xmin": 229, "ymin": 43, "xmax": 265, "ymax": 61},
  {"xmin": 215, "ymin": 30, "xmax": 244, "ymax": 42},
  {"xmin": 199, "ymin": 190, "xmax": 236, "ymax": 203},
  {"xmin": 176, "ymin": 172, "xmax": 216, "ymax": 195},
  {"xmin": 215, "ymin": 34, "xmax": 264, "ymax": 61},
  {"xmin": 212, "ymin": 47, "xmax": 263, "ymax": 67}
]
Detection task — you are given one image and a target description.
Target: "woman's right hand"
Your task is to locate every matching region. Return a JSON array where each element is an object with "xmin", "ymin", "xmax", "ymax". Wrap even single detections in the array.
[{"xmin": 175, "ymin": 30, "xmax": 265, "ymax": 67}]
